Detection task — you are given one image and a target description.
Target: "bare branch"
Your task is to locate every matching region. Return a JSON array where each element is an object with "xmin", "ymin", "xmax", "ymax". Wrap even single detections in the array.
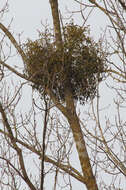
[{"xmin": 0, "ymin": 23, "xmax": 27, "ymax": 64}]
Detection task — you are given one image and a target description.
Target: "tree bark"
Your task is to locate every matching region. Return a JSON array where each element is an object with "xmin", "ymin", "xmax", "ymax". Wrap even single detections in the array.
[
  {"xmin": 49, "ymin": 0, "xmax": 63, "ymax": 50},
  {"xmin": 64, "ymin": 90, "xmax": 98, "ymax": 190},
  {"xmin": 49, "ymin": 0, "xmax": 98, "ymax": 189}
]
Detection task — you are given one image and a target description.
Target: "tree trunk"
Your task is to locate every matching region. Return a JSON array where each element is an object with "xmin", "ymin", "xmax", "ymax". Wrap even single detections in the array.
[
  {"xmin": 49, "ymin": 1, "xmax": 98, "ymax": 189},
  {"xmin": 65, "ymin": 90, "xmax": 98, "ymax": 190},
  {"xmin": 49, "ymin": 0, "xmax": 62, "ymax": 50}
]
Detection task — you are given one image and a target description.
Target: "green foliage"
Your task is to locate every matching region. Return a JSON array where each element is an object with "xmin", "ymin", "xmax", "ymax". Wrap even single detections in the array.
[{"xmin": 24, "ymin": 22, "xmax": 107, "ymax": 104}]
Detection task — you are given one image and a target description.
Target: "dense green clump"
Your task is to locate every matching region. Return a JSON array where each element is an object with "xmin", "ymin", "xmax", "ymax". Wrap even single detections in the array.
[{"xmin": 24, "ymin": 22, "xmax": 107, "ymax": 104}]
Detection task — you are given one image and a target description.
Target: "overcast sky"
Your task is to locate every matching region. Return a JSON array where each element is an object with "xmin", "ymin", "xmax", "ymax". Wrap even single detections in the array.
[
  {"xmin": 4, "ymin": 0, "xmax": 108, "ymax": 40},
  {"xmin": 1, "ymin": 0, "xmax": 125, "ymax": 189}
]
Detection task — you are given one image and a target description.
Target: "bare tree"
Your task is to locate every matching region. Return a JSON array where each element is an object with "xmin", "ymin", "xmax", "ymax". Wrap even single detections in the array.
[
  {"xmin": 0, "ymin": 1, "xmax": 99, "ymax": 189},
  {"xmin": 71, "ymin": 0, "xmax": 126, "ymax": 189},
  {"xmin": 2, "ymin": 0, "xmax": 126, "ymax": 190}
]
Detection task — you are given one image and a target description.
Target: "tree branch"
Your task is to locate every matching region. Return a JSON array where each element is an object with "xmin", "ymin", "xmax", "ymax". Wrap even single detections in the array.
[
  {"xmin": 0, "ymin": 103, "xmax": 36, "ymax": 190},
  {"xmin": 49, "ymin": 0, "xmax": 63, "ymax": 49},
  {"xmin": 0, "ymin": 23, "xmax": 27, "ymax": 64}
]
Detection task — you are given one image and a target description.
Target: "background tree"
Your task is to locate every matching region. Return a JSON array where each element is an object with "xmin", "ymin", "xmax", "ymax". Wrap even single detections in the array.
[{"xmin": 73, "ymin": 0, "xmax": 126, "ymax": 189}]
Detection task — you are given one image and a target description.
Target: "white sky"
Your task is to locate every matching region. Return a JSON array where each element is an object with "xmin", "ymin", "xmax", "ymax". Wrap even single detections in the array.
[
  {"xmin": 1, "ymin": 0, "xmax": 126, "ymax": 189},
  {"xmin": 4, "ymin": 0, "xmax": 108, "ymax": 40}
]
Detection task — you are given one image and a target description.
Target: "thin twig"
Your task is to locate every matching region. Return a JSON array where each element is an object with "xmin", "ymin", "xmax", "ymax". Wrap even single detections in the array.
[{"xmin": 40, "ymin": 95, "xmax": 49, "ymax": 190}]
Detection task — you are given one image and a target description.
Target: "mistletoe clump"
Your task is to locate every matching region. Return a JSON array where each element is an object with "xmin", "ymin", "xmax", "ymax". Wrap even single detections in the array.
[{"xmin": 24, "ymin": 22, "xmax": 107, "ymax": 104}]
